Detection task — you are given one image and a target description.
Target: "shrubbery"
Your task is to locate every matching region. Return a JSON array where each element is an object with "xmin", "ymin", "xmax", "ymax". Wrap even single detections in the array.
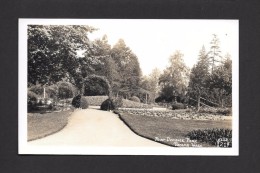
[
  {"xmin": 100, "ymin": 97, "xmax": 123, "ymax": 111},
  {"xmin": 172, "ymin": 102, "xmax": 186, "ymax": 110},
  {"xmin": 72, "ymin": 95, "xmax": 89, "ymax": 109},
  {"xmin": 186, "ymin": 128, "xmax": 232, "ymax": 147},
  {"xmin": 101, "ymin": 98, "xmax": 116, "ymax": 111},
  {"xmin": 28, "ymin": 91, "xmax": 38, "ymax": 111},
  {"xmin": 84, "ymin": 96, "xmax": 108, "ymax": 106},
  {"xmin": 129, "ymin": 96, "xmax": 141, "ymax": 103}
]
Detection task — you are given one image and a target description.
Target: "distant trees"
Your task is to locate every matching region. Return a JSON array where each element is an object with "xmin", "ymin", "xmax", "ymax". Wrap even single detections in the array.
[
  {"xmin": 111, "ymin": 39, "xmax": 142, "ymax": 98},
  {"xmin": 188, "ymin": 46, "xmax": 210, "ymax": 110},
  {"xmin": 188, "ymin": 35, "xmax": 232, "ymax": 109},
  {"xmin": 140, "ymin": 68, "xmax": 161, "ymax": 103},
  {"xmin": 28, "ymin": 26, "xmax": 233, "ymax": 108},
  {"xmin": 158, "ymin": 51, "xmax": 190, "ymax": 102},
  {"xmin": 28, "ymin": 26, "xmax": 143, "ymax": 99}
]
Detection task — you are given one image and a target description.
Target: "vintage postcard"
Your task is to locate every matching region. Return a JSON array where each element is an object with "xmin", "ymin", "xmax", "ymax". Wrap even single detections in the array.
[{"xmin": 19, "ymin": 19, "xmax": 239, "ymax": 155}]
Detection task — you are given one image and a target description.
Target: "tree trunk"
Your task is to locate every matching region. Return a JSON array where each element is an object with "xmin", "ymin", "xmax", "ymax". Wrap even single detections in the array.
[{"xmin": 197, "ymin": 96, "xmax": 201, "ymax": 111}]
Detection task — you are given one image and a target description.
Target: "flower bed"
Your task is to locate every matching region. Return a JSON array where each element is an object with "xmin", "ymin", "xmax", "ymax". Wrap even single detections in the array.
[{"xmin": 117, "ymin": 108, "xmax": 232, "ymax": 121}]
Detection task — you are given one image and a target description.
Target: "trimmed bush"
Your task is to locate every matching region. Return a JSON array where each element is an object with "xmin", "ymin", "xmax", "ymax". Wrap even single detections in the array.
[
  {"xmin": 72, "ymin": 95, "xmax": 89, "ymax": 109},
  {"xmin": 186, "ymin": 128, "xmax": 232, "ymax": 147},
  {"xmin": 129, "ymin": 96, "xmax": 141, "ymax": 103},
  {"xmin": 101, "ymin": 98, "xmax": 116, "ymax": 111},
  {"xmin": 84, "ymin": 96, "xmax": 109, "ymax": 106},
  {"xmin": 80, "ymin": 97, "xmax": 89, "ymax": 109},
  {"xmin": 172, "ymin": 102, "xmax": 186, "ymax": 110}
]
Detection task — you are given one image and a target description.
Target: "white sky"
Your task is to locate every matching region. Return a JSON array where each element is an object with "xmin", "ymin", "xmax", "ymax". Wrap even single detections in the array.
[{"xmin": 85, "ymin": 19, "xmax": 238, "ymax": 75}]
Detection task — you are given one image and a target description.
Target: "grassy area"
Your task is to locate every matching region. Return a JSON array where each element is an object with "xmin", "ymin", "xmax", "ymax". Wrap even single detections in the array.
[
  {"xmin": 117, "ymin": 111, "xmax": 232, "ymax": 147},
  {"xmin": 27, "ymin": 110, "xmax": 72, "ymax": 141}
]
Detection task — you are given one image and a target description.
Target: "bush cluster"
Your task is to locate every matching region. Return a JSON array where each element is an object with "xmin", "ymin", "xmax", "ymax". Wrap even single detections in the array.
[
  {"xmin": 122, "ymin": 99, "xmax": 152, "ymax": 109},
  {"xmin": 72, "ymin": 95, "xmax": 89, "ymax": 109},
  {"xmin": 100, "ymin": 97, "xmax": 123, "ymax": 111},
  {"xmin": 186, "ymin": 128, "xmax": 232, "ymax": 147},
  {"xmin": 101, "ymin": 99, "xmax": 115, "ymax": 111},
  {"xmin": 129, "ymin": 96, "xmax": 141, "ymax": 103},
  {"xmin": 172, "ymin": 102, "xmax": 186, "ymax": 110},
  {"xmin": 28, "ymin": 91, "xmax": 38, "ymax": 111}
]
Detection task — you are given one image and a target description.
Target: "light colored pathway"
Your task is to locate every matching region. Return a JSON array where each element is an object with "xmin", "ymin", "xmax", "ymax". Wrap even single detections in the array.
[{"xmin": 29, "ymin": 108, "xmax": 166, "ymax": 147}]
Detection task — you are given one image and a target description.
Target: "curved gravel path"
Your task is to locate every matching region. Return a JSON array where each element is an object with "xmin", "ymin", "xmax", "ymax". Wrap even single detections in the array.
[{"xmin": 29, "ymin": 108, "xmax": 166, "ymax": 147}]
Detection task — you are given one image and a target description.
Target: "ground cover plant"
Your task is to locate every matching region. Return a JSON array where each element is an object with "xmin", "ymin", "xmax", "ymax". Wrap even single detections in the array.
[
  {"xmin": 117, "ymin": 110, "xmax": 232, "ymax": 147},
  {"xmin": 27, "ymin": 110, "xmax": 72, "ymax": 141},
  {"xmin": 187, "ymin": 128, "xmax": 232, "ymax": 147}
]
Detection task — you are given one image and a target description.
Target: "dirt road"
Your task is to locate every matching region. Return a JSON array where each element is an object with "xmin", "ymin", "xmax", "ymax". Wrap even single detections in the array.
[{"xmin": 29, "ymin": 108, "xmax": 166, "ymax": 147}]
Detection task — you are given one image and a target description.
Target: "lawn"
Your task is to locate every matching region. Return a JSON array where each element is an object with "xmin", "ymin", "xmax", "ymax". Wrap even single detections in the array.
[
  {"xmin": 117, "ymin": 111, "xmax": 232, "ymax": 147},
  {"xmin": 27, "ymin": 110, "xmax": 73, "ymax": 141}
]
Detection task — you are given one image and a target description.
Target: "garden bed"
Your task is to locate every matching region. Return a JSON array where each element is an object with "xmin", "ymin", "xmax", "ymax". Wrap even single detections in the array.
[
  {"xmin": 117, "ymin": 108, "xmax": 232, "ymax": 121},
  {"xmin": 116, "ymin": 111, "xmax": 232, "ymax": 147},
  {"xmin": 27, "ymin": 110, "xmax": 73, "ymax": 141}
]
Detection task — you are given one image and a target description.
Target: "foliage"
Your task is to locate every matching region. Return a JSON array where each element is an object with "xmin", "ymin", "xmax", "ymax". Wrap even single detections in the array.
[
  {"xmin": 188, "ymin": 46, "xmax": 210, "ymax": 109},
  {"xmin": 29, "ymin": 84, "xmax": 44, "ymax": 95},
  {"xmin": 100, "ymin": 98, "xmax": 116, "ymax": 111},
  {"xmin": 28, "ymin": 91, "xmax": 38, "ymax": 111},
  {"xmin": 57, "ymin": 81, "xmax": 77, "ymax": 99},
  {"xmin": 80, "ymin": 97, "xmax": 89, "ymax": 109},
  {"xmin": 140, "ymin": 68, "xmax": 161, "ymax": 103},
  {"xmin": 208, "ymin": 34, "xmax": 222, "ymax": 73},
  {"xmin": 118, "ymin": 111, "xmax": 231, "ymax": 147},
  {"xmin": 111, "ymin": 39, "xmax": 142, "ymax": 97},
  {"xmin": 72, "ymin": 95, "xmax": 81, "ymax": 108},
  {"xmin": 28, "ymin": 25, "xmax": 96, "ymax": 86},
  {"xmin": 121, "ymin": 99, "xmax": 152, "ymax": 109},
  {"xmin": 71, "ymin": 95, "xmax": 89, "ymax": 109},
  {"xmin": 83, "ymin": 75, "xmax": 111, "ymax": 96},
  {"xmin": 129, "ymin": 96, "xmax": 141, "ymax": 103},
  {"xmin": 187, "ymin": 128, "xmax": 232, "ymax": 147},
  {"xmin": 159, "ymin": 51, "xmax": 190, "ymax": 102},
  {"xmin": 172, "ymin": 102, "xmax": 186, "ymax": 110}
]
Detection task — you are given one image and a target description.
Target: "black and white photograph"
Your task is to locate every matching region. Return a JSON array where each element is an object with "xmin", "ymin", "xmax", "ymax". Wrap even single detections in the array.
[{"xmin": 19, "ymin": 19, "xmax": 239, "ymax": 155}]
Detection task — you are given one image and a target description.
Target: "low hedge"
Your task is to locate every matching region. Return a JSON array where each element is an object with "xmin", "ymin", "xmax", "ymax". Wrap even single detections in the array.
[
  {"xmin": 172, "ymin": 102, "xmax": 186, "ymax": 110},
  {"xmin": 186, "ymin": 128, "xmax": 232, "ymax": 147},
  {"xmin": 84, "ymin": 96, "xmax": 108, "ymax": 106},
  {"xmin": 100, "ymin": 97, "xmax": 123, "ymax": 111}
]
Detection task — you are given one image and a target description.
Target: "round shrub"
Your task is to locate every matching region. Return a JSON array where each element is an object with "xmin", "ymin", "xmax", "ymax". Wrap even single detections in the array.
[
  {"xmin": 172, "ymin": 102, "xmax": 186, "ymax": 110},
  {"xmin": 72, "ymin": 95, "xmax": 89, "ymax": 109},
  {"xmin": 72, "ymin": 95, "xmax": 81, "ymax": 108},
  {"xmin": 129, "ymin": 96, "xmax": 140, "ymax": 103},
  {"xmin": 101, "ymin": 98, "xmax": 115, "ymax": 111}
]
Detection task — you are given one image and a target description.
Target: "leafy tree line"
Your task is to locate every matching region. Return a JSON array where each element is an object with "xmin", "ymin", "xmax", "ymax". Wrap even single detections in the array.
[
  {"xmin": 28, "ymin": 25, "xmax": 232, "ymax": 108},
  {"xmin": 28, "ymin": 25, "xmax": 143, "ymax": 100},
  {"xmin": 156, "ymin": 34, "xmax": 232, "ymax": 108}
]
